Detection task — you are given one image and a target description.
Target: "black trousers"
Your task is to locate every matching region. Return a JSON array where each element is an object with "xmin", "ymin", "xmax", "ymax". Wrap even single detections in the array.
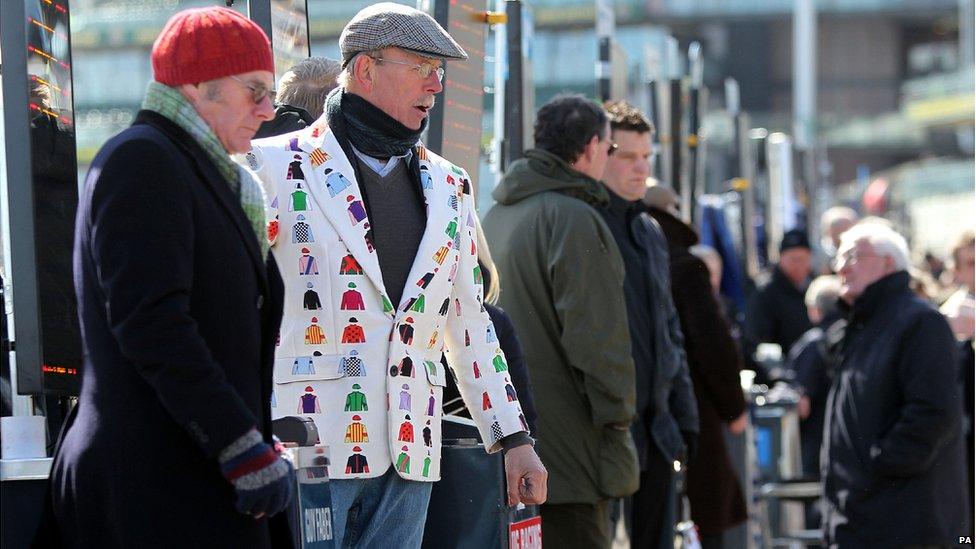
[
  {"xmin": 540, "ymin": 500, "xmax": 611, "ymax": 549},
  {"xmin": 624, "ymin": 450, "xmax": 675, "ymax": 549}
]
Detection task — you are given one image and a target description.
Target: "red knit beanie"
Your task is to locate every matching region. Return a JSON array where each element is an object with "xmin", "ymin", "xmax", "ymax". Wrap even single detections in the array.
[{"xmin": 151, "ymin": 7, "xmax": 274, "ymax": 86}]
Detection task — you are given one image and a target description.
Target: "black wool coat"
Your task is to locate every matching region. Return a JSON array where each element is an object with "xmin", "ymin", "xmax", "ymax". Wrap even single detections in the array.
[
  {"xmin": 649, "ymin": 207, "xmax": 747, "ymax": 536},
  {"xmin": 822, "ymin": 271, "xmax": 969, "ymax": 547},
  {"xmin": 51, "ymin": 111, "xmax": 290, "ymax": 548}
]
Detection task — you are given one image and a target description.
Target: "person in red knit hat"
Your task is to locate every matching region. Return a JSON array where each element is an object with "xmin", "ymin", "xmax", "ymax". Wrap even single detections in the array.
[{"xmin": 47, "ymin": 7, "xmax": 294, "ymax": 548}]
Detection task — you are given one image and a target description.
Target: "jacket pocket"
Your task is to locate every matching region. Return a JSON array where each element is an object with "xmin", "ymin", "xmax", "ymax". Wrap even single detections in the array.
[
  {"xmin": 597, "ymin": 427, "xmax": 640, "ymax": 498},
  {"xmin": 274, "ymin": 353, "xmax": 346, "ymax": 384},
  {"xmin": 423, "ymin": 355, "xmax": 448, "ymax": 387}
]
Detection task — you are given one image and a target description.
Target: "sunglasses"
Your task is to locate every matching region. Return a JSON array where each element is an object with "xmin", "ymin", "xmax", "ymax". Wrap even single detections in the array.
[
  {"xmin": 369, "ymin": 56, "xmax": 445, "ymax": 82},
  {"xmin": 228, "ymin": 75, "xmax": 277, "ymax": 105}
]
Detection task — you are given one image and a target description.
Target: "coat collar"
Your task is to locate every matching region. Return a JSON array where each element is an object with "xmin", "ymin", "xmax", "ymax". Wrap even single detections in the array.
[
  {"xmin": 133, "ymin": 110, "xmax": 268, "ymax": 292},
  {"xmin": 294, "ymin": 125, "xmax": 460, "ymax": 319}
]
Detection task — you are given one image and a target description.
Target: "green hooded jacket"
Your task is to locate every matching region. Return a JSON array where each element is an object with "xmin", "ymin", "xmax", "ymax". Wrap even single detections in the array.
[{"xmin": 482, "ymin": 148, "xmax": 639, "ymax": 504}]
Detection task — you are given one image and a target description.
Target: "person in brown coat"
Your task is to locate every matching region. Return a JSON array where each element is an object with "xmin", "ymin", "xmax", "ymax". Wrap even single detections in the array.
[{"xmin": 645, "ymin": 183, "xmax": 747, "ymax": 549}]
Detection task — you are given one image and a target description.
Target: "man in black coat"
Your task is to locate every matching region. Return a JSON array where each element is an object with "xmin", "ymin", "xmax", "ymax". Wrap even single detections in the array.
[
  {"xmin": 745, "ymin": 229, "xmax": 813, "ymax": 377},
  {"xmin": 822, "ymin": 222, "xmax": 969, "ymax": 547},
  {"xmin": 599, "ymin": 102, "xmax": 698, "ymax": 549},
  {"xmin": 50, "ymin": 8, "xmax": 295, "ymax": 547}
]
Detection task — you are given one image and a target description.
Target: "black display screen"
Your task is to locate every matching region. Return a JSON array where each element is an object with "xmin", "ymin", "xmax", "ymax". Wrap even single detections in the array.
[{"xmin": 25, "ymin": 0, "xmax": 82, "ymax": 394}]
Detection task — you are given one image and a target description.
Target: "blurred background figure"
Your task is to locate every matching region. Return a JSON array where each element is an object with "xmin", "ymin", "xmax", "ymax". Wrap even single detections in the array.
[
  {"xmin": 787, "ymin": 275, "xmax": 843, "ymax": 477},
  {"xmin": 645, "ymin": 183, "xmax": 747, "ymax": 549},
  {"xmin": 690, "ymin": 245, "xmax": 723, "ymax": 296},
  {"xmin": 254, "ymin": 56, "xmax": 341, "ymax": 138},
  {"xmin": 823, "ymin": 221, "xmax": 968, "ymax": 547},
  {"xmin": 818, "ymin": 206, "xmax": 858, "ymax": 274},
  {"xmin": 940, "ymin": 229, "xmax": 975, "ymax": 508},
  {"xmin": 744, "ymin": 229, "xmax": 814, "ymax": 379}
]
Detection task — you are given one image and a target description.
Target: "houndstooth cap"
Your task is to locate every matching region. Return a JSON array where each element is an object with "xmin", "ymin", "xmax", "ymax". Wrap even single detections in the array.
[{"xmin": 339, "ymin": 2, "xmax": 468, "ymax": 67}]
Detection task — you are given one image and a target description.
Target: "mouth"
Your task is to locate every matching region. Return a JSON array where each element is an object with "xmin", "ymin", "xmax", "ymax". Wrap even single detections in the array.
[{"xmin": 414, "ymin": 100, "xmax": 435, "ymax": 116}]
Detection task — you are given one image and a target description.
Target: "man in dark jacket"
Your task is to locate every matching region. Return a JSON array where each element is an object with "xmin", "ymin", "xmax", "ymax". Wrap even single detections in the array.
[
  {"xmin": 600, "ymin": 101, "xmax": 699, "ymax": 548},
  {"xmin": 646, "ymin": 186, "xmax": 748, "ymax": 549},
  {"xmin": 745, "ymin": 229, "xmax": 813, "ymax": 376},
  {"xmin": 822, "ymin": 222, "xmax": 969, "ymax": 546},
  {"xmin": 51, "ymin": 9, "xmax": 294, "ymax": 547},
  {"xmin": 484, "ymin": 95, "xmax": 637, "ymax": 548}
]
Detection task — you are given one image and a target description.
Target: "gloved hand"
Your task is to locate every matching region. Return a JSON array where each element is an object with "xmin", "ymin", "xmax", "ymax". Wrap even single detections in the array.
[
  {"xmin": 219, "ymin": 428, "xmax": 295, "ymax": 517},
  {"xmin": 681, "ymin": 430, "xmax": 698, "ymax": 466}
]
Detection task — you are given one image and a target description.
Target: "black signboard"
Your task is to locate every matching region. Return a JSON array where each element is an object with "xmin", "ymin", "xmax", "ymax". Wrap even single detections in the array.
[
  {"xmin": 427, "ymin": 0, "xmax": 489, "ymax": 196},
  {"xmin": 1, "ymin": 0, "xmax": 81, "ymax": 395}
]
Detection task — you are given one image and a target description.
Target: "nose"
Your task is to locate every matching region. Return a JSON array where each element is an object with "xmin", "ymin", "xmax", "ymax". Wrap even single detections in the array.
[
  {"xmin": 426, "ymin": 72, "xmax": 443, "ymax": 94},
  {"xmin": 256, "ymin": 96, "xmax": 275, "ymax": 121},
  {"xmin": 636, "ymin": 158, "xmax": 651, "ymax": 177}
]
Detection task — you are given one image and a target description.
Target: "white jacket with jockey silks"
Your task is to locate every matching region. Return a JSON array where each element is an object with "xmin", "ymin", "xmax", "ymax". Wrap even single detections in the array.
[{"xmin": 244, "ymin": 123, "xmax": 527, "ymax": 481}]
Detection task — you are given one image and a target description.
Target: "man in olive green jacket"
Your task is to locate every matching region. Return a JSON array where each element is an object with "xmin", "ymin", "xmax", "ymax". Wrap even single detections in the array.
[{"xmin": 483, "ymin": 95, "xmax": 638, "ymax": 549}]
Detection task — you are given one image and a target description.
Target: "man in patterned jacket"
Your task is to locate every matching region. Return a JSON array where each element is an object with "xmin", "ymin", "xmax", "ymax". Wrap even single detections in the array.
[{"xmin": 244, "ymin": 3, "xmax": 546, "ymax": 546}]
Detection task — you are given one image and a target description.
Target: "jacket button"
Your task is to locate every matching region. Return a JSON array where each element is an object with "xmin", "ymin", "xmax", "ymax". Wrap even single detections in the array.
[{"xmin": 256, "ymin": 295, "xmax": 265, "ymax": 309}]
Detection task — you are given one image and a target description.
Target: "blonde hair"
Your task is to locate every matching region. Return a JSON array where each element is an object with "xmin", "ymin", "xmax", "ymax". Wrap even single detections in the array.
[{"xmin": 473, "ymin": 215, "xmax": 500, "ymax": 305}]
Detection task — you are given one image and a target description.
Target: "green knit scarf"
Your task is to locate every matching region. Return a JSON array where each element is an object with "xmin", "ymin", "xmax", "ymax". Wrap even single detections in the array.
[{"xmin": 142, "ymin": 81, "xmax": 268, "ymax": 257}]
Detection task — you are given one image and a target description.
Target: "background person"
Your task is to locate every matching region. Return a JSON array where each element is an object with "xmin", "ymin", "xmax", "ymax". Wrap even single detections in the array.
[
  {"xmin": 255, "ymin": 56, "xmax": 341, "ymax": 138},
  {"xmin": 484, "ymin": 94, "xmax": 638, "ymax": 549},
  {"xmin": 599, "ymin": 100, "xmax": 699, "ymax": 549},
  {"xmin": 645, "ymin": 183, "xmax": 748, "ymax": 549}
]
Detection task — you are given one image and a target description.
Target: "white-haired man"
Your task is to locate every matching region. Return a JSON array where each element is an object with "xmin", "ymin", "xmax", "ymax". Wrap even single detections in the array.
[
  {"xmin": 821, "ymin": 222, "xmax": 968, "ymax": 546},
  {"xmin": 244, "ymin": 3, "xmax": 545, "ymax": 546}
]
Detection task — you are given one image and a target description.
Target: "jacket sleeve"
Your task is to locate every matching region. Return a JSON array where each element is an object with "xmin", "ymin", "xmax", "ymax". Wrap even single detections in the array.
[
  {"xmin": 444, "ymin": 170, "xmax": 527, "ymax": 453},
  {"xmin": 871, "ymin": 309, "xmax": 961, "ymax": 477},
  {"xmin": 548, "ymin": 208, "xmax": 636, "ymax": 428},
  {"xmin": 672, "ymin": 256, "xmax": 746, "ymax": 421},
  {"xmin": 87, "ymin": 136, "xmax": 258, "ymax": 458}
]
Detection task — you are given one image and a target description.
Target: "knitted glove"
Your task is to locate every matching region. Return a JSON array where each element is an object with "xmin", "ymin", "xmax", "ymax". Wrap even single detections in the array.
[{"xmin": 219, "ymin": 428, "xmax": 295, "ymax": 517}]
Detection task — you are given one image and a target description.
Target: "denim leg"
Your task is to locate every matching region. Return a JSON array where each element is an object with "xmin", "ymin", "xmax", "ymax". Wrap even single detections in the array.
[
  {"xmin": 328, "ymin": 475, "xmax": 370, "ymax": 548},
  {"xmin": 352, "ymin": 467, "xmax": 433, "ymax": 548}
]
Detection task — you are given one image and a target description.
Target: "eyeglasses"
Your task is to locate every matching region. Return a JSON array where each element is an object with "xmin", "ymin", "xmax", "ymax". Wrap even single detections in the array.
[
  {"xmin": 369, "ymin": 56, "xmax": 445, "ymax": 82},
  {"xmin": 832, "ymin": 249, "xmax": 881, "ymax": 271},
  {"xmin": 228, "ymin": 75, "xmax": 276, "ymax": 105},
  {"xmin": 607, "ymin": 141, "xmax": 619, "ymax": 155}
]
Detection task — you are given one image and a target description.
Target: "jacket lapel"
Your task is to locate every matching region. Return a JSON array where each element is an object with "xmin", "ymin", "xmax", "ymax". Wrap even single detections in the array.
[
  {"xmin": 296, "ymin": 128, "xmax": 394, "ymax": 316},
  {"xmin": 392, "ymin": 146, "xmax": 460, "ymax": 320}
]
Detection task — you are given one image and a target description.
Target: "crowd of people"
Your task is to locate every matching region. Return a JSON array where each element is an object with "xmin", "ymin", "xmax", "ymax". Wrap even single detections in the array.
[{"xmin": 37, "ymin": 3, "xmax": 973, "ymax": 549}]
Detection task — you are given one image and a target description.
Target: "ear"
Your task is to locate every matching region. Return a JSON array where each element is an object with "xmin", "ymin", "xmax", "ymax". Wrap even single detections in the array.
[
  {"xmin": 177, "ymin": 82, "xmax": 203, "ymax": 105},
  {"xmin": 581, "ymin": 133, "xmax": 601, "ymax": 164},
  {"xmin": 352, "ymin": 54, "xmax": 376, "ymax": 92}
]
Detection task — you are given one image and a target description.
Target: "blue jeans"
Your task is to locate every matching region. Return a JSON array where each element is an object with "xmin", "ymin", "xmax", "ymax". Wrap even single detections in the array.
[{"xmin": 329, "ymin": 466, "xmax": 433, "ymax": 548}]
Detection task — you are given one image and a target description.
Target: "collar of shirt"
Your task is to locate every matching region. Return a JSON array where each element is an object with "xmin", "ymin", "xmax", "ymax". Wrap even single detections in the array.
[{"xmin": 351, "ymin": 145, "xmax": 413, "ymax": 178}]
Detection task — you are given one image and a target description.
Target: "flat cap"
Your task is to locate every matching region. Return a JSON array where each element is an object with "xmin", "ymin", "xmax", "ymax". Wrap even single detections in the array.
[{"xmin": 339, "ymin": 2, "xmax": 467, "ymax": 67}]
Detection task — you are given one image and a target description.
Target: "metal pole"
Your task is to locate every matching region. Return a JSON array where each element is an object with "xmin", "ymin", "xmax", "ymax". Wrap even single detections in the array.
[
  {"xmin": 504, "ymin": 0, "xmax": 525, "ymax": 165},
  {"xmin": 685, "ymin": 42, "xmax": 703, "ymax": 224},
  {"xmin": 645, "ymin": 46, "xmax": 663, "ymax": 181},
  {"xmin": 792, "ymin": 0, "xmax": 816, "ymax": 151},
  {"xmin": 491, "ymin": 0, "xmax": 508, "ymax": 180},
  {"xmin": 247, "ymin": 0, "xmax": 274, "ymax": 45},
  {"xmin": 595, "ymin": 0, "xmax": 614, "ymax": 102}
]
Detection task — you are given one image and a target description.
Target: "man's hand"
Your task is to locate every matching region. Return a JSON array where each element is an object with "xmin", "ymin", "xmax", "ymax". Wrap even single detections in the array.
[
  {"xmin": 728, "ymin": 412, "xmax": 748, "ymax": 435},
  {"xmin": 503, "ymin": 444, "xmax": 548, "ymax": 506},
  {"xmin": 798, "ymin": 395, "xmax": 811, "ymax": 420}
]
